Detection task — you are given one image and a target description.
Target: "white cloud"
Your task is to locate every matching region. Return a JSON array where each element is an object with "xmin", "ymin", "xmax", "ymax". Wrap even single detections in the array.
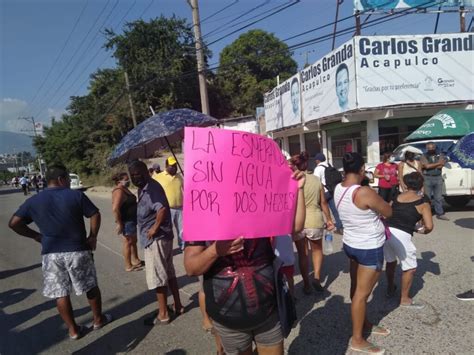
[
  {"xmin": 0, "ymin": 98, "xmax": 28, "ymax": 132},
  {"xmin": 0, "ymin": 98, "xmax": 65, "ymax": 133}
]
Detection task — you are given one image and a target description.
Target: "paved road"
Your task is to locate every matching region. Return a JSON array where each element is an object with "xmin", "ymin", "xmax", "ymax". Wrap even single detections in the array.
[{"xmin": 1, "ymin": 186, "xmax": 473, "ymax": 354}]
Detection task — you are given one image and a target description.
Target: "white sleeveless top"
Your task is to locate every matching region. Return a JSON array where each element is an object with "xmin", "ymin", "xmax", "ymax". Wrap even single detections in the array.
[{"xmin": 333, "ymin": 183, "xmax": 385, "ymax": 249}]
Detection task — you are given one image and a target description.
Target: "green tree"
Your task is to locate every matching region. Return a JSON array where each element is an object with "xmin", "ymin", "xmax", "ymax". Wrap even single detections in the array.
[
  {"xmin": 104, "ymin": 16, "xmax": 204, "ymax": 118},
  {"xmin": 217, "ymin": 29, "xmax": 297, "ymax": 116}
]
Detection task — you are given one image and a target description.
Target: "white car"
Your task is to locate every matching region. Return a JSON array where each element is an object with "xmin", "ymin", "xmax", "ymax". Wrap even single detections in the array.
[
  {"xmin": 367, "ymin": 139, "xmax": 473, "ymax": 207},
  {"xmin": 69, "ymin": 173, "xmax": 84, "ymax": 190}
]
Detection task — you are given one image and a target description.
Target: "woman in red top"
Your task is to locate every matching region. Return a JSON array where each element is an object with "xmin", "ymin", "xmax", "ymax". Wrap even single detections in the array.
[{"xmin": 374, "ymin": 152, "xmax": 399, "ymax": 203}]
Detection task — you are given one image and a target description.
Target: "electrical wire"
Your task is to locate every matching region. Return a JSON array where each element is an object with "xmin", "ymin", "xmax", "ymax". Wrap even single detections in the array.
[{"xmin": 22, "ymin": 0, "xmax": 90, "ymax": 117}]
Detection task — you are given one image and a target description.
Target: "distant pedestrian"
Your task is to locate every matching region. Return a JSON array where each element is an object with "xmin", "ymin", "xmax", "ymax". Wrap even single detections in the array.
[
  {"xmin": 421, "ymin": 142, "xmax": 449, "ymax": 221},
  {"xmin": 290, "ymin": 152, "xmax": 335, "ymax": 294},
  {"xmin": 111, "ymin": 172, "xmax": 143, "ymax": 272},
  {"xmin": 374, "ymin": 152, "xmax": 399, "ymax": 203},
  {"xmin": 19, "ymin": 175, "xmax": 29, "ymax": 195},
  {"xmin": 153, "ymin": 157, "xmax": 184, "ymax": 251},
  {"xmin": 313, "ymin": 153, "xmax": 343, "ymax": 234},
  {"xmin": 385, "ymin": 172, "xmax": 433, "ymax": 309},
  {"xmin": 32, "ymin": 175, "xmax": 40, "ymax": 194},
  {"xmin": 334, "ymin": 152, "xmax": 392, "ymax": 355},
  {"xmin": 8, "ymin": 164, "xmax": 112, "ymax": 339},
  {"xmin": 398, "ymin": 150, "xmax": 421, "ymax": 192},
  {"xmin": 128, "ymin": 160, "xmax": 184, "ymax": 325}
]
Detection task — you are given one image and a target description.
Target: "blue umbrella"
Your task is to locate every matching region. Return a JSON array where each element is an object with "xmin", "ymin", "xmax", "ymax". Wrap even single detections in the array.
[
  {"xmin": 448, "ymin": 133, "xmax": 474, "ymax": 169},
  {"xmin": 108, "ymin": 108, "xmax": 217, "ymax": 170}
]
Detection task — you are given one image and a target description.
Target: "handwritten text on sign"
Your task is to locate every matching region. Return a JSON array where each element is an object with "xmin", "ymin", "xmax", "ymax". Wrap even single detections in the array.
[{"xmin": 183, "ymin": 127, "xmax": 298, "ymax": 241}]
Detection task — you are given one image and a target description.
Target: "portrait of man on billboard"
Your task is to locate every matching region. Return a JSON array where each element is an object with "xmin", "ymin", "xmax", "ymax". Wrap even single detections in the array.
[
  {"xmin": 290, "ymin": 76, "xmax": 300, "ymax": 120},
  {"xmin": 335, "ymin": 63, "xmax": 350, "ymax": 112}
]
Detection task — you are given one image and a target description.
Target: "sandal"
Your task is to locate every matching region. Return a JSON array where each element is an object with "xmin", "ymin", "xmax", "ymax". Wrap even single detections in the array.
[
  {"xmin": 350, "ymin": 342, "xmax": 385, "ymax": 354},
  {"xmin": 400, "ymin": 300, "xmax": 425, "ymax": 310},
  {"xmin": 144, "ymin": 315, "xmax": 170, "ymax": 326},
  {"xmin": 364, "ymin": 325, "xmax": 391, "ymax": 336},
  {"xmin": 92, "ymin": 313, "xmax": 113, "ymax": 330},
  {"xmin": 125, "ymin": 264, "xmax": 143, "ymax": 272},
  {"xmin": 69, "ymin": 325, "xmax": 86, "ymax": 340}
]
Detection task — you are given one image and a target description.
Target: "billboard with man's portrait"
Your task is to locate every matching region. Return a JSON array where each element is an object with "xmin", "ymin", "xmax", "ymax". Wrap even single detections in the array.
[
  {"xmin": 264, "ymin": 73, "xmax": 302, "ymax": 131},
  {"xmin": 300, "ymin": 39, "xmax": 357, "ymax": 122},
  {"xmin": 355, "ymin": 33, "xmax": 474, "ymax": 108},
  {"xmin": 354, "ymin": 0, "xmax": 473, "ymax": 11}
]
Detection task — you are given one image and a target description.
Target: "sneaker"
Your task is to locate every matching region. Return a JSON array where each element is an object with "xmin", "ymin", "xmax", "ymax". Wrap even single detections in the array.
[
  {"xmin": 456, "ymin": 290, "xmax": 474, "ymax": 301},
  {"xmin": 312, "ymin": 280, "xmax": 325, "ymax": 292},
  {"xmin": 436, "ymin": 214, "xmax": 449, "ymax": 221}
]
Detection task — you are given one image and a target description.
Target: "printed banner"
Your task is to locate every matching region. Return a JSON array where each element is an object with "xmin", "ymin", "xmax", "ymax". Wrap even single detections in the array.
[
  {"xmin": 183, "ymin": 127, "xmax": 298, "ymax": 241},
  {"xmin": 301, "ymin": 39, "xmax": 357, "ymax": 121},
  {"xmin": 264, "ymin": 73, "xmax": 302, "ymax": 131},
  {"xmin": 355, "ymin": 33, "xmax": 474, "ymax": 108},
  {"xmin": 354, "ymin": 0, "xmax": 473, "ymax": 12}
]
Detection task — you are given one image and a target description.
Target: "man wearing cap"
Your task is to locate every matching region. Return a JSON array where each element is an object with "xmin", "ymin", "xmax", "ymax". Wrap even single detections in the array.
[
  {"xmin": 153, "ymin": 156, "xmax": 184, "ymax": 251},
  {"xmin": 313, "ymin": 153, "xmax": 343, "ymax": 233}
]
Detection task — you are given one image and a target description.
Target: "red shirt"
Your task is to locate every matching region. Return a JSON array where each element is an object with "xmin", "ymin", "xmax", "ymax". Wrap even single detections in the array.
[{"xmin": 376, "ymin": 162, "xmax": 398, "ymax": 188}]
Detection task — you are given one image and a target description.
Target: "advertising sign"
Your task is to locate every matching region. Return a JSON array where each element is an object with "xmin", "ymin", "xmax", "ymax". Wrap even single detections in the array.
[
  {"xmin": 354, "ymin": 0, "xmax": 473, "ymax": 11},
  {"xmin": 355, "ymin": 33, "xmax": 474, "ymax": 108},
  {"xmin": 300, "ymin": 39, "xmax": 357, "ymax": 122},
  {"xmin": 264, "ymin": 73, "xmax": 302, "ymax": 131},
  {"xmin": 183, "ymin": 127, "xmax": 298, "ymax": 241}
]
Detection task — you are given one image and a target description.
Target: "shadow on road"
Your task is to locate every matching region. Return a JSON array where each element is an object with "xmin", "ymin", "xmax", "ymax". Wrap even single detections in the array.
[
  {"xmin": 0, "ymin": 263, "xmax": 42, "ymax": 280},
  {"xmin": 73, "ymin": 291, "xmax": 157, "ymax": 354},
  {"xmin": 288, "ymin": 295, "xmax": 351, "ymax": 354},
  {"xmin": 454, "ymin": 218, "xmax": 474, "ymax": 230}
]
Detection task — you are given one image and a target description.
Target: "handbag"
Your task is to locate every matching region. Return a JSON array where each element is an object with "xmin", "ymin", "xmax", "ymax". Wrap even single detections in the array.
[{"xmin": 273, "ymin": 257, "xmax": 296, "ymax": 338}]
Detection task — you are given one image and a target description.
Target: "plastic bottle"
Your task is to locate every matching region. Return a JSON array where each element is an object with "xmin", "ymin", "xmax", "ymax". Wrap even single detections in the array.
[{"xmin": 324, "ymin": 232, "xmax": 334, "ymax": 254}]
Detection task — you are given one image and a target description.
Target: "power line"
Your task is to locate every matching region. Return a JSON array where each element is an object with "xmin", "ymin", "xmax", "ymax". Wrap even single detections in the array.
[
  {"xmin": 202, "ymin": 0, "xmax": 272, "ymax": 38},
  {"xmin": 47, "ymin": 0, "xmax": 138, "ymax": 110},
  {"xmin": 22, "ymin": 0, "xmax": 90, "ymax": 117},
  {"xmin": 207, "ymin": 0, "xmax": 301, "ymax": 46},
  {"xmin": 138, "ymin": 0, "xmax": 155, "ymax": 19},
  {"xmin": 32, "ymin": 0, "xmax": 121, "ymax": 119},
  {"xmin": 200, "ymin": 0, "xmax": 239, "ymax": 24}
]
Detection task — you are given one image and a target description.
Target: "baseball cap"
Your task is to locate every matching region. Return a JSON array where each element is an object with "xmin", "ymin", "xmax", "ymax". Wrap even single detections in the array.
[
  {"xmin": 152, "ymin": 163, "xmax": 160, "ymax": 170},
  {"xmin": 167, "ymin": 156, "xmax": 177, "ymax": 166},
  {"xmin": 314, "ymin": 153, "xmax": 326, "ymax": 162}
]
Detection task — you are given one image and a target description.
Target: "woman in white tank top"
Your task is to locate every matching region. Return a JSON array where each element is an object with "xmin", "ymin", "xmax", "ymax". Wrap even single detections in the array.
[{"xmin": 333, "ymin": 153, "xmax": 392, "ymax": 355}]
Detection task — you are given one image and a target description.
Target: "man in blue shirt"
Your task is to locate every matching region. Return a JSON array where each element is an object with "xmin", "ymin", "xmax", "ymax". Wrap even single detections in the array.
[
  {"xmin": 9, "ymin": 164, "xmax": 112, "ymax": 339},
  {"xmin": 128, "ymin": 160, "xmax": 184, "ymax": 325}
]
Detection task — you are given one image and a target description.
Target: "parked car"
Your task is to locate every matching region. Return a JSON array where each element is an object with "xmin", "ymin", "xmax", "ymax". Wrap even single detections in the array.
[
  {"xmin": 366, "ymin": 138, "xmax": 472, "ymax": 207},
  {"xmin": 69, "ymin": 173, "xmax": 84, "ymax": 190}
]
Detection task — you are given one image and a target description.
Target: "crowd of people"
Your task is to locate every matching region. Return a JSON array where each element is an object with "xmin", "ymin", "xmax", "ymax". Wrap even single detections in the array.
[
  {"xmin": 8, "ymin": 141, "xmax": 469, "ymax": 355},
  {"xmin": 11, "ymin": 174, "xmax": 46, "ymax": 195}
]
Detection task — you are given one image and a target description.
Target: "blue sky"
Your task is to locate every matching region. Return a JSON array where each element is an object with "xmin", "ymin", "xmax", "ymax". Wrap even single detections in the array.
[{"xmin": 0, "ymin": 0, "xmax": 466, "ymax": 133}]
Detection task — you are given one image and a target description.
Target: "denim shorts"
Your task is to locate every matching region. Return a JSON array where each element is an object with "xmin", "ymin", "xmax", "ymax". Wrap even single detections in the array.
[
  {"xmin": 343, "ymin": 243, "xmax": 384, "ymax": 271},
  {"xmin": 123, "ymin": 221, "xmax": 137, "ymax": 236}
]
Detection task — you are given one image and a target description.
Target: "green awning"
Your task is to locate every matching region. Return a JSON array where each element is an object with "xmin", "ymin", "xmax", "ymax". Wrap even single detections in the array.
[{"xmin": 405, "ymin": 109, "xmax": 474, "ymax": 142}]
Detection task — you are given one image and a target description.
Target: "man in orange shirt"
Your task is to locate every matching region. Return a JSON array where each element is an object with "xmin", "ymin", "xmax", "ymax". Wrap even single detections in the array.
[{"xmin": 153, "ymin": 157, "xmax": 184, "ymax": 251}]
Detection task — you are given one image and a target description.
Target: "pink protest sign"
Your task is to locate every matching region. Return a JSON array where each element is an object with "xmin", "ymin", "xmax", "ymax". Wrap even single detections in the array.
[{"xmin": 183, "ymin": 127, "xmax": 298, "ymax": 241}]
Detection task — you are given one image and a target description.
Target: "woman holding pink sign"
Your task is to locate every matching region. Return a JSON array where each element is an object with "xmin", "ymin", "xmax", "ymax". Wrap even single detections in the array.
[{"xmin": 184, "ymin": 170, "xmax": 307, "ymax": 355}]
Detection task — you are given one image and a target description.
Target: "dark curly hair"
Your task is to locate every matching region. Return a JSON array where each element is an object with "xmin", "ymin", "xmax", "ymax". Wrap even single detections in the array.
[{"xmin": 290, "ymin": 151, "xmax": 309, "ymax": 171}]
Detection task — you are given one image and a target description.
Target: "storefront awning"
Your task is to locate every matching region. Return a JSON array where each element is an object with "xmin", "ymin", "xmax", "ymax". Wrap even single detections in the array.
[{"xmin": 405, "ymin": 109, "xmax": 474, "ymax": 142}]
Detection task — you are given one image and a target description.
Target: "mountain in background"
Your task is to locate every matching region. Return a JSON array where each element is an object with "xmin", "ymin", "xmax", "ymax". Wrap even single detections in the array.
[{"xmin": 0, "ymin": 131, "xmax": 35, "ymax": 154}]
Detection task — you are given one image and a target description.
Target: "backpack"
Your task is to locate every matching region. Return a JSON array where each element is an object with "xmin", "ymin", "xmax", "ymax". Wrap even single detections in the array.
[{"xmin": 324, "ymin": 163, "xmax": 343, "ymax": 196}]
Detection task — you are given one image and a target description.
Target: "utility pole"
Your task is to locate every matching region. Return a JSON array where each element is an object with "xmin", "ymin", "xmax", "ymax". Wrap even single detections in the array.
[
  {"xmin": 188, "ymin": 0, "xmax": 210, "ymax": 115},
  {"xmin": 332, "ymin": 0, "xmax": 344, "ymax": 49},
  {"xmin": 18, "ymin": 116, "xmax": 44, "ymax": 176},
  {"xmin": 124, "ymin": 71, "xmax": 137, "ymax": 127},
  {"xmin": 460, "ymin": 6, "xmax": 466, "ymax": 32}
]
